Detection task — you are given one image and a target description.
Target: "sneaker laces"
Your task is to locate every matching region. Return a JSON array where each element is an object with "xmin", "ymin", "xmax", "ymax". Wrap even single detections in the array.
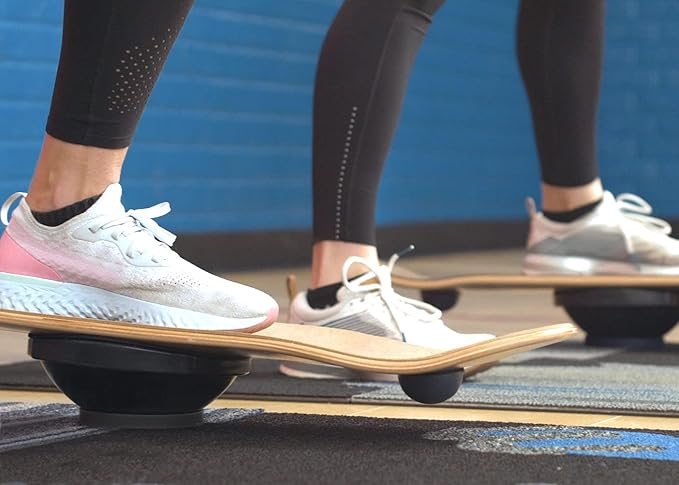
[
  {"xmin": 341, "ymin": 248, "xmax": 442, "ymax": 332},
  {"xmin": 89, "ymin": 202, "xmax": 177, "ymax": 260},
  {"xmin": 616, "ymin": 193, "xmax": 671, "ymax": 235},
  {"xmin": 0, "ymin": 192, "xmax": 177, "ymax": 261}
]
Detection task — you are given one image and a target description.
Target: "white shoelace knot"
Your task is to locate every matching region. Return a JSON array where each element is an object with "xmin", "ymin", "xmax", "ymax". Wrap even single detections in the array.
[
  {"xmin": 88, "ymin": 202, "xmax": 177, "ymax": 260},
  {"xmin": 0, "ymin": 192, "xmax": 177, "ymax": 262},
  {"xmin": 616, "ymin": 193, "xmax": 671, "ymax": 235},
  {"xmin": 341, "ymin": 250, "xmax": 442, "ymax": 332}
]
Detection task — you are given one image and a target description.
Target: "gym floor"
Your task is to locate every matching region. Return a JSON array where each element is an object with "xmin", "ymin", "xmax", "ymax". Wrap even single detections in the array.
[{"xmin": 3, "ymin": 249, "xmax": 679, "ymax": 483}]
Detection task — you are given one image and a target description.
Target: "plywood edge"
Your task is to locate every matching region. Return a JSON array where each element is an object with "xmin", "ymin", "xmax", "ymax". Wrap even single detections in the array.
[
  {"xmin": 0, "ymin": 309, "xmax": 577, "ymax": 374},
  {"xmin": 392, "ymin": 274, "xmax": 679, "ymax": 290}
]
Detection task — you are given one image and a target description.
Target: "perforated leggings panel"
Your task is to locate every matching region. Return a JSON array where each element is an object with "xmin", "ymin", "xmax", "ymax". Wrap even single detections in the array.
[{"xmin": 46, "ymin": 0, "xmax": 195, "ymax": 149}]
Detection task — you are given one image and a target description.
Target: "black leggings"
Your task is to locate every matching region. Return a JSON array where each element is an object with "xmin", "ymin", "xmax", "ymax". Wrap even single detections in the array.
[
  {"xmin": 46, "ymin": 0, "xmax": 194, "ymax": 149},
  {"xmin": 313, "ymin": 0, "xmax": 605, "ymax": 245},
  {"xmin": 518, "ymin": 0, "xmax": 604, "ymax": 187},
  {"xmin": 312, "ymin": 0, "xmax": 446, "ymax": 246}
]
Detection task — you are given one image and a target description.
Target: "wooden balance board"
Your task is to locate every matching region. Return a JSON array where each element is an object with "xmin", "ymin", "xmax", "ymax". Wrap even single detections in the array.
[
  {"xmin": 390, "ymin": 271, "xmax": 679, "ymax": 349},
  {"xmin": 391, "ymin": 273, "xmax": 679, "ymax": 291},
  {"xmin": 0, "ymin": 309, "xmax": 576, "ymax": 376},
  {"xmin": 0, "ymin": 309, "xmax": 577, "ymax": 424}
]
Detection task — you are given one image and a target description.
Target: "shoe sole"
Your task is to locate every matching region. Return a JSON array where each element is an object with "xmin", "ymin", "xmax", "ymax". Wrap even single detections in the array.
[
  {"xmin": 523, "ymin": 254, "xmax": 679, "ymax": 276},
  {"xmin": 279, "ymin": 361, "xmax": 497, "ymax": 382},
  {"xmin": 0, "ymin": 272, "xmax": 275, "ymax": 332},
  {"xmin": 279, "ymin": 361, "xmax": 398, "ymax": 382}
]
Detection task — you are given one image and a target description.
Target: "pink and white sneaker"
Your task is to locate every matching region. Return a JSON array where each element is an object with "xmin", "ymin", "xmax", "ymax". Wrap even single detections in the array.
[{"xmin": 0, "ymin": 184, "xmax": 278, "ymax": 331}]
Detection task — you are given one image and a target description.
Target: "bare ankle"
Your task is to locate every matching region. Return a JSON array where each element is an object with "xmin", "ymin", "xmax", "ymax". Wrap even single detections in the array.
[
  {"xmin": 311, "ymin": 241, "xmax": 378, "ymax": 288},
  {"xmin": 25, "ymin": 135, "xmax": 126, "ymax": 211},
  {"xmin": 541, "ymin": 179, "xmax": 604, "ymax": 212}
]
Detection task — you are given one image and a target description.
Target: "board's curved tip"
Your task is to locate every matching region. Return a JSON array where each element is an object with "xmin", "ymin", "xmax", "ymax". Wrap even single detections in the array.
[
  {"xmin": 554, "ymin": 322, "xmax": 580, "ymax": 334},
  {"xmin": 535, "ymin": 322, "xmax": 581, "ymax": 341}
]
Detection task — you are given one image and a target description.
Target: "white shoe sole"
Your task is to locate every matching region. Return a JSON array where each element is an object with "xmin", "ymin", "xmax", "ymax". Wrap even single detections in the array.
[
  {"xmin": 523, "ymin": 254, "xmax": 679, "ymax": 276},
  {"xmin": 0, "ymin": 272, "xmax": 270, "ymax": 331},
  {"xmin": 279, "ymin": 362, "xmax": 397, "ymax": 382}
]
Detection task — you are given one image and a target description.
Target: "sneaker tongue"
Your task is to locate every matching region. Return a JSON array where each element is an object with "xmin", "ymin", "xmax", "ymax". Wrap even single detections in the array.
[{"xmin": 85, "ymin": 183, "xmax": 126, "ymax": 218}]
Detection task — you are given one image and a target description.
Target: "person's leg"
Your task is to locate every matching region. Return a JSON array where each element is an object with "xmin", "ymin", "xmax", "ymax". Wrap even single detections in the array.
[
  {"xmin": 517, "ymin": 0, "xmax": 605, "ymax": 217},
  {"xmin": 518, "ymin": 0, "xmax": 679, "ymax": 275},
  {"xmin": 311, "ymin": 0, "xmax": 446, "ymax": 289},
  {"xmin": 282, "ymin": 0, "xmax": 493, "ymax": 381},
  {"xmin": 27, "ymin": 0, "xmax": 190, "ymax": 221},
  {"xmin": 26, "ymin": 0, "xmax": 192, "ymax": 217},
  {"xmin": 0, "ymin": 0, "xmax": 277, "ymax": 330},
  {"xmin": 26, "ymin": 139, "xmax": 126, "ymax": 215}
]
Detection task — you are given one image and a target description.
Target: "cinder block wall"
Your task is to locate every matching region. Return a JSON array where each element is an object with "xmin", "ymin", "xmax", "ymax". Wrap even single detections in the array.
[{"xmin": 1, "ymin": 0, "xmax": 677, "ymax": 234}]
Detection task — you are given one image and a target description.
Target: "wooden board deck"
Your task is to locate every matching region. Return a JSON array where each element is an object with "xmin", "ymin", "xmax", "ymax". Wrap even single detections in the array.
[
  {"xmin": 0, "ymin": 309, "xmax": 577, "ymax": 375},
  {"xmin": 392, "ymin": 273, "xmax": 679, "ymax": 291}
]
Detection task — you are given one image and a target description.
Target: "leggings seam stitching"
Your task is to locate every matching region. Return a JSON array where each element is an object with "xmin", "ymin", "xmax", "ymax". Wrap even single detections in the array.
[
  {"xmin": 402, "ymin": 6, "xmax": 433, "ymax": 22},
  {"xmin": 334, "ymin": 108, "xmax": 359, "ymax": 239},
  {"xmin": 544, "ymin": 2, "xmax": 558, "ymax": 172},
  {"xmin": 83, "ymin": 2, "xmax": 118, "ymax": 144},
  {"xmin": 339, "ymin": 9, "xmax": 404, "ymax": 242}
]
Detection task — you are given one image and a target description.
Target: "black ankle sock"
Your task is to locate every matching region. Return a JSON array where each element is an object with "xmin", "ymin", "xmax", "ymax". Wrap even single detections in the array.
[
  {"xmin": 31, "ymin": 194, "xmax": 102, "ymax": 227},
  {"xmin": 543, "ymin": 197, "xmax": 603, "ymax": 223},
  {"xmin": 307, "ymin": 282, "xmax": 343, "ymax": 309},
  {"xmin": 307, "ymin": 274, "xmax": 365, "ymax": 309}
]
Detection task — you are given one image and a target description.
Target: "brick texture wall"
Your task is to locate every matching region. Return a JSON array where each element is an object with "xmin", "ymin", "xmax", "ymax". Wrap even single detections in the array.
[{"xmin": 0, "ymin": 0, "xmax": 677, "ymax": 233}]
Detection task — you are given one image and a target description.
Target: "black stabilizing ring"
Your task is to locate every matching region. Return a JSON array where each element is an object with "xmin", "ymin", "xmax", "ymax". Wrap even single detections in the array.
[{"xmin": 29, "ymin": 333, "xmax": 251, "ymax": 376}]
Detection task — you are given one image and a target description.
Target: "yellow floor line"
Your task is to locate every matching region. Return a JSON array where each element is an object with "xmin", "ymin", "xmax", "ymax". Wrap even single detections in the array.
[
  {"xmin": 3, "ymin": 390, "xmax": 679, "ymax": 432},
  {"xmin": 589, "ymin": 415, "xmax": 625, "ymax": 427}
]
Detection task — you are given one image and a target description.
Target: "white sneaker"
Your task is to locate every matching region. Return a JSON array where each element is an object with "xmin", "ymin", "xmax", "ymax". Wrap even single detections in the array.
[
  {"xmin": 523, "ymin": 191, "xmax": 679, "ymax": 275},
  {"xmin": 280, "ymin": 252, "xmax": 494, "ymax": 380},
  {"xmin": 0, "ymin": 184, "xmax": 278, "ymax": 331}
]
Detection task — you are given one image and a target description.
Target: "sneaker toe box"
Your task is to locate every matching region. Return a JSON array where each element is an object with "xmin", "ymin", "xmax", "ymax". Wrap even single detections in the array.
[
  {"xmin": 208, "ymin": 281, "xmax": 279, "ymax": 324},
  {"xmin": 133, "ymin": 265, "xmax": 280, "ymax": 326}
]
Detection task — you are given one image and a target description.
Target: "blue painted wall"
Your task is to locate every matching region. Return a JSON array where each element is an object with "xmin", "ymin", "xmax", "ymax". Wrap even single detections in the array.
[{"xmin": 0, "ymin": 0, "xmax": 678, "ymax": 233}]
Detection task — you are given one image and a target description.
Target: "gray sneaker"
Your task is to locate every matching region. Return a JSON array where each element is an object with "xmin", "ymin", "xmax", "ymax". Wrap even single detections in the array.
[{"xmin": 523, "ymin": 192, "xmax": 679, "ymax": 275}]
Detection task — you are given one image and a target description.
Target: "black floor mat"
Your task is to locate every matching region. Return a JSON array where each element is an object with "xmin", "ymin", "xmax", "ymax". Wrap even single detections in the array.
[
  {"xmin": 4, "ymin": 342, "xmax": 679, "ymax": 415},
  {"xmin": 0, "ymin": 359, "xmax": 373, "ymax": 401},
  {"xmin": 2, "ymin": 402, "xmax": 679, "ymax": 484}
]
